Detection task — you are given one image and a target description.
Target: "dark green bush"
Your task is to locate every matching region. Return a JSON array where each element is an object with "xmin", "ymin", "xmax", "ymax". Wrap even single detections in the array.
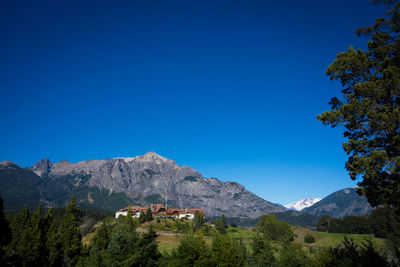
[{"xmin": 304, "ymin": 233, "xmax": 315, "ymax": 243}]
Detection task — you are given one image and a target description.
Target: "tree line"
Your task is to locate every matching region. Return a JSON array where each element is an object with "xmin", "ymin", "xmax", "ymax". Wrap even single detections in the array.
[{"xmin": 1, "ymin": 196, "xmax": 399, "ymax": 266}]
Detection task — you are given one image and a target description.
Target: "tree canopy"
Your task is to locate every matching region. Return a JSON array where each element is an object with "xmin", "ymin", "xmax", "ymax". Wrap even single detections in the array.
[{"xmin": 318, "ymin": 2, "xmax": 400, "ymax": 210}]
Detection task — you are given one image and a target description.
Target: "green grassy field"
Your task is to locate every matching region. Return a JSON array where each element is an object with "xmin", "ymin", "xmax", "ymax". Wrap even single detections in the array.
[
  {"xmin": 82, "ymin": 222, "xmax": 386, "ymax": 255},
  {"xmin": 227, "ymin": 227, "xmax": 256, "ymax": 239},
  {"xmin": 292, "ymin": 226, "xmax": 385, "ymax": 248}
]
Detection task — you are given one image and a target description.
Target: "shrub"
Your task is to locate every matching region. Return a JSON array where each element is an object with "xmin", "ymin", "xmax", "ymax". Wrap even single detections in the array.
[
  {"xmin": 256, "ymin": 214, "xmax": 294, "ymax": 242},
  {"xmin": 304, "ymin": 234, "xmax": 315, "ymax": 244}
]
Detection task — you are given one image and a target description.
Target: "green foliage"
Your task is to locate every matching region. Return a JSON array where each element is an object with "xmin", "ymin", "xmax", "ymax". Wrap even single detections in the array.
[
  {"xmin": 145, "ymin": 207, "xmax": 153, "ymax": 222},
  {"xmin": 230, "ymin": 222, "xmax": 237, "ymax": 228},
  {"xmin": 92, "ymin": 223, "xmax": 112, "ymax": 251},
  {"xmin": 59, "ymin": 196, "xmax": 83, "ymax": 266},
  {"xmin": 107, "ymin": 223, "xmax": 140, "ymax": 263},
  {"xmin": 139, "ymin": 210, "xmax": 146, "ymax": 224},
  {"xmin": 257, "ymin": 214, "xmax": 294, "ymax": 242},
  {"xmin": 106, "ymin": 221, "xmax": 161, "ymax": 266},
  {"xmin": 304, "ymin": 233, "xmax": 315, "ymax": 244},
  {"xmin": 317, "ymin": 207, "xmax": 400, "ymax": 252},
  {"xmin": 317, "ymin": 214, "xmax": 371, "ymax": 234},
  {"xmin": 317, "ymin": 2, "xmax": 400, "ymax": 211},
  {"xmin": 0, "ymin": 197, "xmax": 12, "ymax": 259},
  {"xmin": 134, "ymin": 225, "xmax": 162, "ymax": 266},
  {"xmin": 167, "ymin": 234, "xmax": 211, "ymax": 266},
  {"xmin": 193, "ymin": 210, "xmax": 205, "ymax": 232},
  {"xmin": 45, "ymin": 209, "xmax": 64, "ymax": 267},
  {"xmin": 325, "ymin": 238, "xmax": 389, "ymax": 267},
  {"xmin": 274, "ymin": 211, "xmax": 320, "ymax": 230},
  {"xmin": 277, "ymin": 243, "xmax": 310, "ymax": 267},
  {"xmin": 211, "ymin": 234, "xmax": 247, "ymax": 267},
  {"xmin": 215, "ymin": 218, "xmax": 226, "ymax": 234},
  {"xmin": 250, "ymin": 234, "xmax": 275, "ymax": 266}
]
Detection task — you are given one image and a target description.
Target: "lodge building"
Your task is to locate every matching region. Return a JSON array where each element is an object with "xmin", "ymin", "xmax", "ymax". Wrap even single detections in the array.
[{"xmin": 115, "ymin": 203, "xmax": 206, "ymax": 220}]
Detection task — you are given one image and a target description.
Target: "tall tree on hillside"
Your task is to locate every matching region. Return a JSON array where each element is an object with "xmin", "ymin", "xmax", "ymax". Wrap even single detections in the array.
[
  {"xmin": 11, "ymin": 205, "xmax": 33, "ymax": 265},
  {"xmin": 145, "ymin": 208, "xmax": 153, "ymax": 222},
  {"xmin": 211, "ymin": 234, "xmax": 247, "ymax": 266},
  {"xmin": 30, "ymin": 204, "xmax": 48, "ymax": 266},
  {"xmin": 318, "ymin": 2, "xmax": 400, "ymax": 210},
  {"xmin": 193, "ymin": 211, "xmax": 205, "ymax": 232},
  {"xmin": 256, "ymin": 214, "xmax": 294, "ymax": 242},
  {"xmin": 250, "ymin": 234, "xmax": 275, "ymax": 267},
  {"xmin": 0, "ymin": 197, "xmax": 11, "ymax": 263},
  {"xmin": 60, "ymin": 196, "xmax": 82, "ymax": 266},
  {"xmin": 45, "ymin": 209, "xmax": 64, "ymax": 267}
]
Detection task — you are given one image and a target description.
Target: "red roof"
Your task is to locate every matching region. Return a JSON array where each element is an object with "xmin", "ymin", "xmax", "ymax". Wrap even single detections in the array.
[{"xmin": 118, "ymin": 204, "xmax": 206, "ymax": 217}]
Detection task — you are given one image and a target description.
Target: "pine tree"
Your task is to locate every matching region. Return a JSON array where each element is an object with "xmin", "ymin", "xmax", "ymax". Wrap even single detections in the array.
[
  {"xmin": 211, "ymin": 234, "xmax": 247, "ymax": 266},
  {"xmin": 45, "ymin": 209, "xmax": 64, "ymax": 267},
  {"xmin": 0, "ymin": 197, "xmax": 11, "ymax": 264},
  {"xmin": 30, "ymin": 203, "xmax": 48, "ymax": 266},
  {"xmin": 108, "ymin": 222, "xmax": 140, "ymax": 263},
  {"xmin": 134, "ymin": 225, "xmax": 161, "ymax": 266},
  {"xmin": 192, "ymin": 211, "xmax": 205, "ymax": 232},
  {"xmin": 250, "ymin": 234, "xmax": 275, "ymax": 266},
  {"xmin": 145, "ymin": 207, "xmax": 153, "ymax": 222},
  {"xmin": 139, "ymin": 211, "xmax": 146, "ymax": 224},
  {"xmin": 12, "ymin": 205, "xmax": 34, "ymax": 266},
  {"xmin": 318, "ymin": 2, "xmax": 400, "ymax": 211},
  {"xmin": 60, "ymin": 196, "xmax": 82, "ymax": 266}
]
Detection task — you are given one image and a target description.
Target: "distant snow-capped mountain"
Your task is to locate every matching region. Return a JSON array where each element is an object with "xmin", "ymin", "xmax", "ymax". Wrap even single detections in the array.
[{"xmin": 285, "ymin": 197, "xmax": 322, "ymax": 211}]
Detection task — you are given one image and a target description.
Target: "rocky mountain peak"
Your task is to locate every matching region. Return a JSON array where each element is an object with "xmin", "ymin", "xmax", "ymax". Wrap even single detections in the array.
[
  {"xmin": 31, "ymin": 158, "xmax": 52, "ymax": 177},
  {"xmin": 0, "ymin": 160, "xmax": 19, "ymax": 169},
  {"xmin": 115, "ymin": 152, "xmax": 171, "ymax": 164},
  {"xmin": 3, "ymin": 152, "xmax": 286, "ymax": 217},
  {"xmin": 285, "ymin": 196, "xmax": 322, "ymax": 211}
]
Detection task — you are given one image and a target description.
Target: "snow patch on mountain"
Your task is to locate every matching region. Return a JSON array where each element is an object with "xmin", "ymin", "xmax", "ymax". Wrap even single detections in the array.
[{"xmin": 284, "ymin": 197, "xmax": 322, "ymax": 211}]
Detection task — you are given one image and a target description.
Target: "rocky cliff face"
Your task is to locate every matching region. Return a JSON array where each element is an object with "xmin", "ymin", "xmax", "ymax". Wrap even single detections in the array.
[{"xmin": 25, "ymin": 152, "xmax": 285, "ymax": 218}]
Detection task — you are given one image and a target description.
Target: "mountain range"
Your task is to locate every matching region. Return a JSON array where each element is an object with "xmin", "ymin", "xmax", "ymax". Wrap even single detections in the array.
[
  {"xmin": 0, "ymin": 152, "xmax": 285, "ymax": 218},
  {"xmin": 285, "ymin": 197, "xmax": 322, "ymax": 211},
  {"xmin": 0, "ymin": 152, "xmax": 375, "ymax": 222},
  {"xmin": 302, "ymin": 187, "xmax": 373, "ymax": 218}
]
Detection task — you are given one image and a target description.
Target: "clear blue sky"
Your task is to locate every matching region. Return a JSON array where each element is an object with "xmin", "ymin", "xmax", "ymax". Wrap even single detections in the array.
[{"xmin": 0, "ymin": 0, "xmax": 388, "ymax": 205}]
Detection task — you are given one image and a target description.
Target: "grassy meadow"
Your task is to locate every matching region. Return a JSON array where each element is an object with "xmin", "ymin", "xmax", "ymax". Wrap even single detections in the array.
[{"xmin": 82, "ymin": 220, "xmax": 387, "ymax": 255}]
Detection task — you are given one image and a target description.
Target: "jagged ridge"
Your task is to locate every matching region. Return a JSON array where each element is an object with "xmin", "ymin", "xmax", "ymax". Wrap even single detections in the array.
[{"xmin": 1, "ymin": 152, "xmax": 285, "ymax": 217}]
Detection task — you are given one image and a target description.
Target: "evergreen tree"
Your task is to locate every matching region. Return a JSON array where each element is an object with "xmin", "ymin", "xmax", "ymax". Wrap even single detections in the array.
[
  {"xmin": 250, "ymin": 234, "xmax": 275, "ymax": 267},
  {"xmin": 193, "ymin": 211, "xmax": 205, "ymax": 232},
  {"xmin": 145, "ymin": 207, "xmax": 153, "ymax": 222},
  {"xmin": 60, "ymin": 196, "xmax": 82, "ymax": 266},
  {"xmin": 167, "ymin": 234, "xmax": 211, "ymax": 266},
  {"xmin": 30, "ymin": 203, "xmax": 48, "ymax": 266},
  {"xmin": 0, "ymin": 197, "xmax": 11, "ymax": 264},
  {"xmin": 45, "ymin": 209, "xmax": 64, "ymax": 267},
  {"xmin": 108, "ymin": 222, "xmax": 140, "ymax": 263},
  {"xmin": 277, "ymin": 244, "xmax": 310, "ymax": 267},
  {"xmin": 12, "ymin": 205, "xmax": 35, "ymax": 266},
  {"xmin": 215, "ymin": 215, "xmax": 227, "ymax": 234},
  {"xmin": 91, "ymin": 222, "xmax": 111, "ymax": 251},
  {"xmin": 128, "ymin": 225, "xmax": 161, "ymax": 266},
  {"xmin": 211, "ymin": 234, "xmax": 247, "ymax": 267},
  {"xmin": 318, "ymin": 2, "xmax": 400, "ymax": 211},
  {"xmin": 139, "ymin": 211, "xmax": 146, "ymax": 224}
]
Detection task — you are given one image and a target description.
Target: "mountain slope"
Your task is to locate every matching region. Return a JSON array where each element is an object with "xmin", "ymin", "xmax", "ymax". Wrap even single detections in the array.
[
  {"xmin": 0, "ymin": 152, "xmax": 285, "ymax": 217},
  {"xmin": 0, "ymin": 161, "xmax": 43, "ymax": 210},
  {"xmin": 302, "ymin": 188, "xmax": 373, "ymax": 218},
  {"xmin": 285, "ymin": 197, "xmax": 322, "ymax": 211}
]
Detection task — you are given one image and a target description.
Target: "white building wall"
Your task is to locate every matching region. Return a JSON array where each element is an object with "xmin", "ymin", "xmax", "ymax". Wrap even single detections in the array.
[{"xmin": 115, "ymin": 211, "xmax": 127, "ymax": 218}]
